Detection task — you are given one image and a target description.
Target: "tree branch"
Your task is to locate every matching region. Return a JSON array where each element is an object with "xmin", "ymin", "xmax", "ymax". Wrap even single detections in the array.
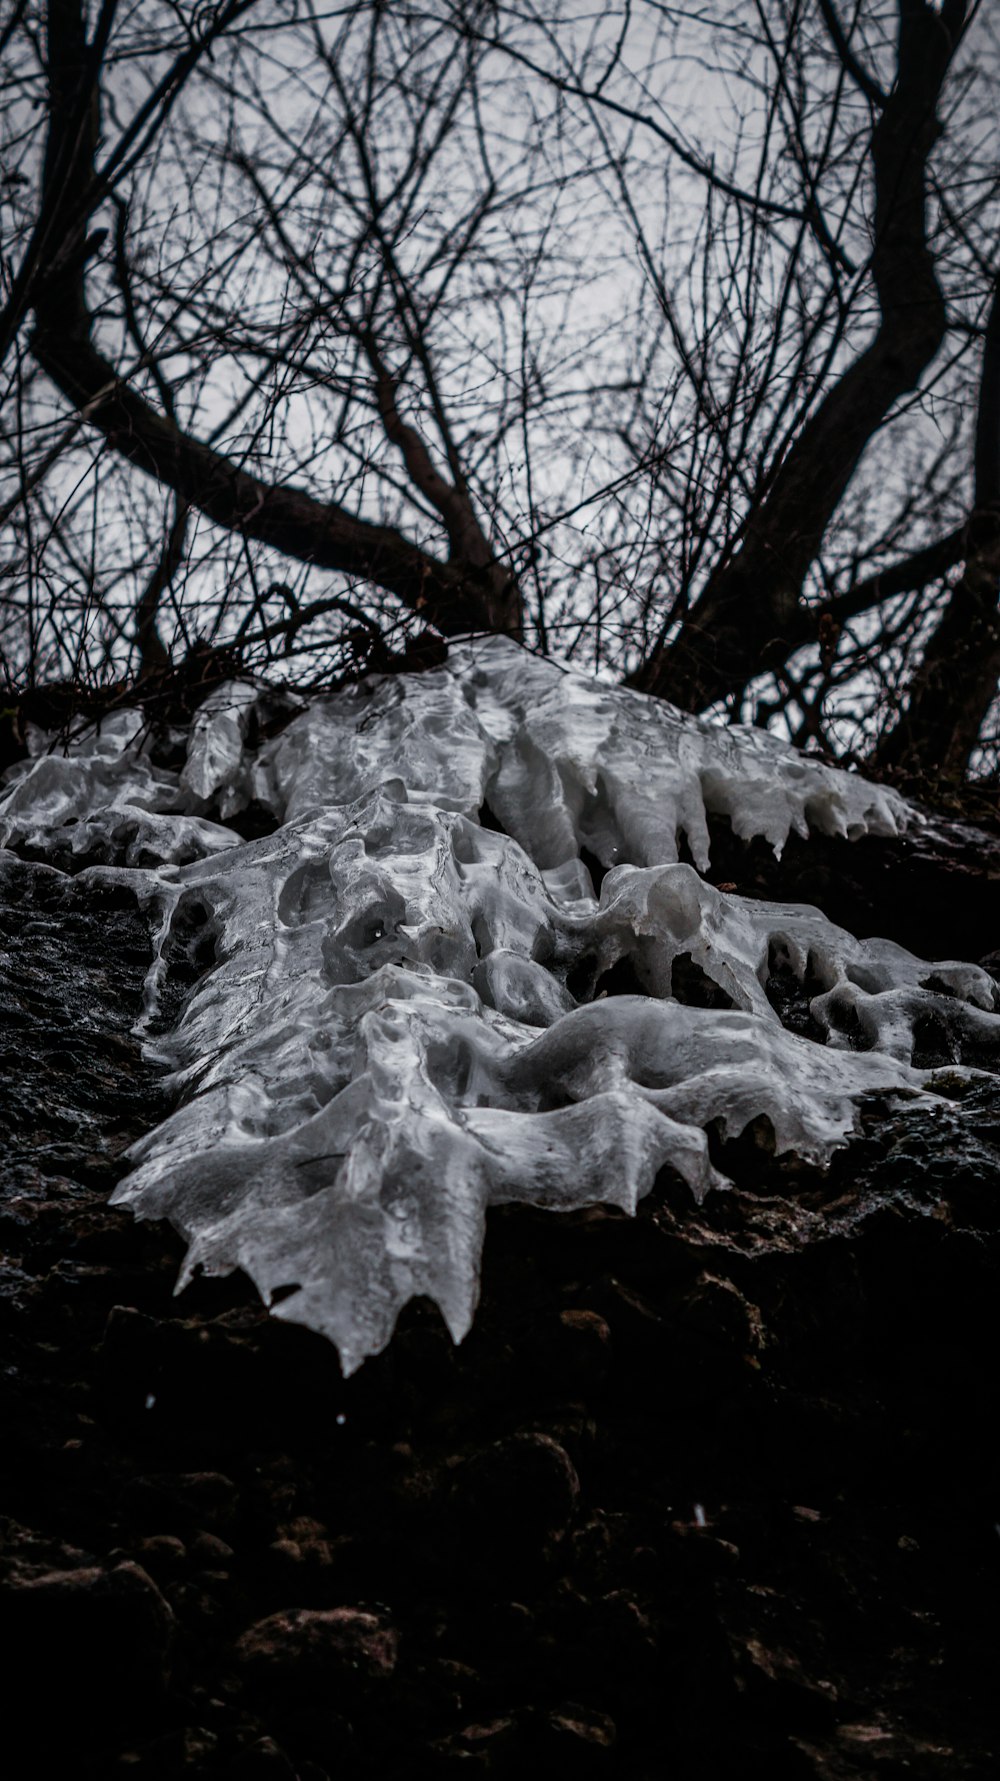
[
  {"xmin": 631, "ymin": 0, "xmax": 968, "ymax": 711},
  {"xmin": 816, "ymin": 0, "xmax": 888, "ymax": 108},
  {"xmin": 27, "ymin": 0, "xmax": 521, "ymax": 643},
  {"xmin": 826, "ymin": 523, "xmax": 969, "ymax": 625},
  {"xmin": 30, "ymin": 319, "xmax": 512, "ymax": 635},
  {"xmin": 873, "ymin": 258, "xmax": 1000, "ymax": 774},
  {"xmin": 360, "ymin": 327, "xmax": 495, "ymax": 568}
]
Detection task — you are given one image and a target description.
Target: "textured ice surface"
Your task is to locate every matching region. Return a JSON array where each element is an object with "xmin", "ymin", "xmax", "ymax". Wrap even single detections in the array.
[
  {"xmin": 3, "ymin": 636, "xmax": 997, "ymax": 1372},
  {"xmin": 0, "ymin": 710, "xmax": 237, "ymax": 868},
  {"xmin": 251, "ymin": 639, "xmax": 912, "ymax": 871}
]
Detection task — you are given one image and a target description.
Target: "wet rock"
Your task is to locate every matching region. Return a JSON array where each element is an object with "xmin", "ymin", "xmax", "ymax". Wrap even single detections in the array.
[
  {"xmin": 133, "ymin": 1533, "xmax": 189, "ymax": 1579},
  {"xmin": 598, "ymin": 1279, "xmax": 666, "ymax": 1373},
  {"xmin": 488, "ymin": 1599, "xmax": 536, "ymax": 1655},
  {"xmin": 429, "ymin": 1656, "xmax": 483, "ymax": 1712},
  {"xmin": 122, "ymin": 1471, "xmax": 239, "ymax": 1532},
  {"xmin": 3, "ymin": 1559, "xmax": 174, "ymax": 1738},
  {"xmin": 113, "ymin": 1727, "xmax": 221, "ymax": 1777},
  {"xmin": 3, "ymin": 789, "xmax": 1000, "ymax": 1780},
  {"xmin": 436, "ymin": 1716, "xmax": 518, "ymax": 1771},
  {"xmin": 653, "ymin": 1270, "xmax": 765, "ymax": 1404},
  {"xmin": 595, "ymin": 1589, "xmax": 657, "ymax": 1675},
  {"xmin": 163, "ymin": 1579, "xmax": 228, "ymax": 1627},
  {"xmin": 279, "ymin": 1705, "xmax": 356, "ymax": 1771},
  {"xmin": 255, "ymin": 1528, "xmax": 349, "ymax": 1609},
  {"xmin": 735, "ymin": 1632, "xmax": 840, "ymax": 1730},
  {"xmin": 541, "ymin": 1309, "xmax": 613, "ymax": 1395},
  {"xmin": 232, "ymin": 1738, "xmax": 300, "ymax": 1780},
  {"xmin": 100, "ymin": 1303, "xmax": 165, "ymax": 1380},
  {"xmin": 567, "ymin": 1516, "xmax": 615, "ymax": 1595},
  {"xmin": 458, "ymin": 1432, "xmax": 580, "ymax": 1542},
  {"xmin": 542, "ymin": 1704, "xmax": 617, "ymax": 1764},
  {"xmin": 440, "ymin": 1705, "xmax": 615, "ymax": 1776},
  {"xmin": 234, "ymin": 1605, "xmax": 398, "ymax": 1702},
  {"xmin": 190, "ymin": 1531, "xmax": 235, "ymax": 1569}
]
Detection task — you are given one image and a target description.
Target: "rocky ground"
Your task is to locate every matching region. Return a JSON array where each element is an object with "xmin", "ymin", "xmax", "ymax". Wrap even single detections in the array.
[{"xmin": 2, "ymin": 817, "xmax": 999, "ymax": 1780}]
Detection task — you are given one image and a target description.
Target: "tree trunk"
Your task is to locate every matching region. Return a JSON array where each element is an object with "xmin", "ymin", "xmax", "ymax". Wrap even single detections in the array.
[
  {"xmin": 633, "ymin": 0, "xmax": 967, "ymax": 713},
  {"xmin": 873, "ymin": 265, "xmax": 1000, "ymax": 776},
  {"xmin": 29, "ymin": 0, "xmax": 523, "ymax": 651}
]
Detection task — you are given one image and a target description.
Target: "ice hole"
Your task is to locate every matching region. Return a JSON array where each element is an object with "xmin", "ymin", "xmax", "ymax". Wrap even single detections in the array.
[
  {"xmin": 911, "ymin": 1014, "xmax": 957, "ymax": 1070},
  {"xmin": 921, "ymin": 973, "xmax": 961, "ymax": 1000},
  {"xmin": 821, "ymin": 994, "xmax": 868, "ymax": 1050},
  {"xmin": 593, "ymin": 952, "xmax": 648, "ymax": 999},
  {"xmin": 704, "ymin": 1113, "xmax": 779, "ymax": 1180},
  {"xmin": 566, "ymin": 952, "xmax": 600, "ymax": 1002},
  {"xmin": 670, "ymin": 953, "xmax": 737, "ymax": 1010},
  {"xmin": 268, "ymin": 1282, "xmax": 302, "ymax": 1306},
  {"xmin": 579, "ymin": 845, "xmax": 609, "ymax": 894}
]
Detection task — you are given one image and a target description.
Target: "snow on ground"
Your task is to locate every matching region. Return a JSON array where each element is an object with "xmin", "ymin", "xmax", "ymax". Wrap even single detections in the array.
[{"xmin": 3, "ymin": 636, "xmax": 997, "ymax": 1372}]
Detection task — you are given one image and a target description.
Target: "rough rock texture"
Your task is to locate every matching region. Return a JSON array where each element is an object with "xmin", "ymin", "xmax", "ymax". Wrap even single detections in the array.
[{"xmin": 2, "ymin": 800, "xmax": 999, "ymax": 1777}]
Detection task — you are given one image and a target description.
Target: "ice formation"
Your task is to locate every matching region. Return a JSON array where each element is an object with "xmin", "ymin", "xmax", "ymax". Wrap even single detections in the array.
[{"xmin": 2, "ymin": 636, "xmax": 998, "ymax": 1373}]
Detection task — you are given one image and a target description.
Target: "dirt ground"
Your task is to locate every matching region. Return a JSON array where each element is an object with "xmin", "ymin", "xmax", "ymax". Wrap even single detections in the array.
[{"xmin": 2, "ymin": 816, "xmax": 999, "ymax": 1780}]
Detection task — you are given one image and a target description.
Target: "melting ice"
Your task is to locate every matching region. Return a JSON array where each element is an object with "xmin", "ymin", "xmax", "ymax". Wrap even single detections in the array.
[{"xmin": 2, "ymin": 636, "xmax": 997, "ymax": 1373}]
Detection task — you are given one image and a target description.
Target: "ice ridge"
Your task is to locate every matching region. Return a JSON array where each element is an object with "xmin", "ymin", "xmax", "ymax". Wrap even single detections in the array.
[{"xmin": 2, "ymin": 636, "xmax": 996, "ymax": 1373}]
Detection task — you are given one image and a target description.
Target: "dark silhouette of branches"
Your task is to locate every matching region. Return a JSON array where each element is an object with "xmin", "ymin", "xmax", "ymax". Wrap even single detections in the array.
[
  {"xmin": 1, "ymin": 0, "xmax": 999, "ymax": 777},
  {"xmin": 874, "ymin": 262, "xmax": 1000, "ymax": 774},
  {"xmin": 632, "ymin": 0, "xmax": 970, "ymax": 710}
]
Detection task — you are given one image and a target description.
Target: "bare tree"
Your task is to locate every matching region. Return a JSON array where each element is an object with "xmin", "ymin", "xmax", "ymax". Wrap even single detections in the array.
[
  {"xmin": 2, "ymin": 0, "xmax": 533, "ymax": 685},
  {"xmin": 1, "ymin": 0, "xmax": 999, "ymax": 777},
  {"xmin": 872, "ymin": 263, "xmax": 1000, "ymax": 775},
  {"xmin": 467, "ymin": 0, "xmax": 999, "ymax": 768}
]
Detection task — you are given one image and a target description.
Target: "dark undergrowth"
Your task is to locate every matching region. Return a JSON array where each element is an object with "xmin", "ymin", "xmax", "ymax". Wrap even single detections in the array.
[{"xmin": 2, "ymin": 851, "xmax": 999, "ymax": 1779}]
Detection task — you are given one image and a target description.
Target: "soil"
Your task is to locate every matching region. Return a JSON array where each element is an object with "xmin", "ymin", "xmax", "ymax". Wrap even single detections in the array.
[{"xmin": 1, "ymin": 826, "xmax": 999, "ymax": 1780}]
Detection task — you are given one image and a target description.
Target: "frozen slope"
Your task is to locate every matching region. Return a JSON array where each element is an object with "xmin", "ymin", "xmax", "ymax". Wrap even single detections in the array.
[{"xmin": 3, "ymin": 636, "xmax": 998, "ymax": 1373}]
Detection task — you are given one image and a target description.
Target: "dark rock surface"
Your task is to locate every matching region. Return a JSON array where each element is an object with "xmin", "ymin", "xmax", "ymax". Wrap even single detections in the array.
[{"xmin": 2, "ymin": 839, "xmax": 999, "ymax": 1778}]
